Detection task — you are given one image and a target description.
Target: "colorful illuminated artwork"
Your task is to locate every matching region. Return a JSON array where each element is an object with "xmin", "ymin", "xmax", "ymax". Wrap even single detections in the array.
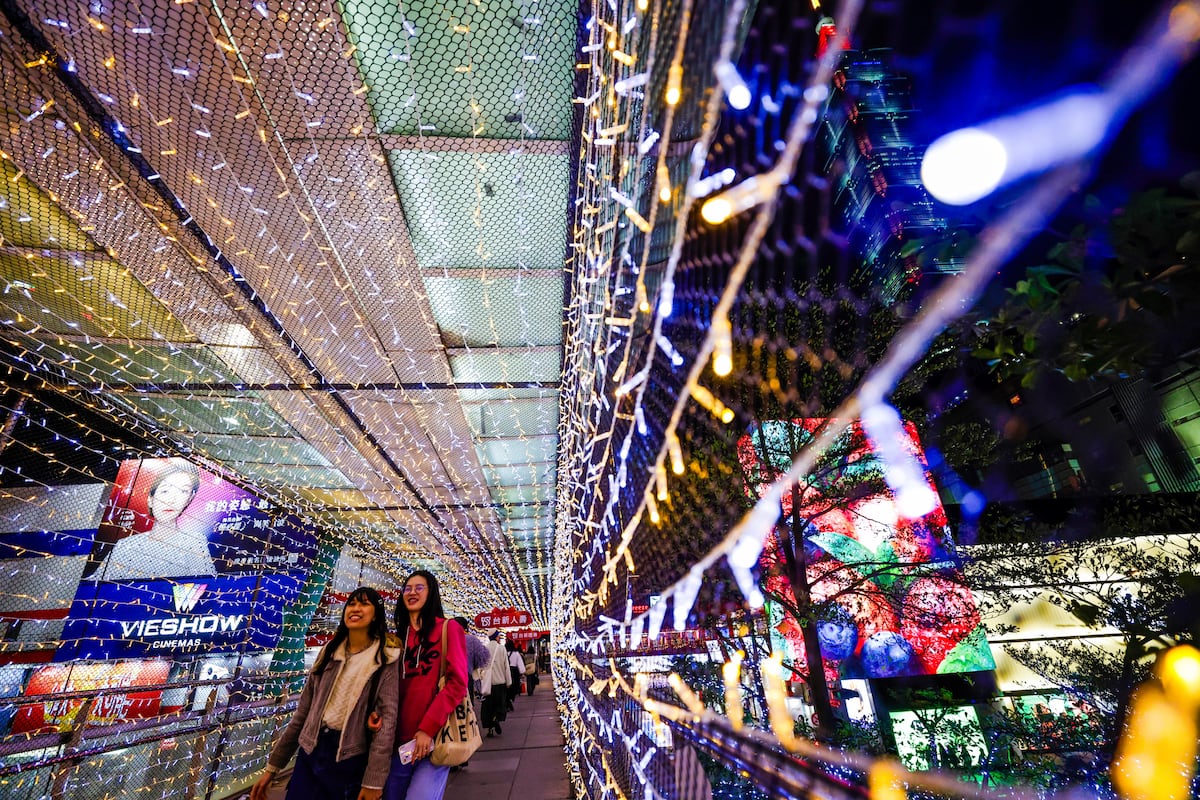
[{"xmin": 739, "ymin": 419, "xmax": 994, "ymax": 681}]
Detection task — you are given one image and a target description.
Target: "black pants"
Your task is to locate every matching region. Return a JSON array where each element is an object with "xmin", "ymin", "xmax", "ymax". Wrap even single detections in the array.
[
  {"xmin": 507, "ymin": 667, "xmax": 522, "ymax": 705},
  {"xmin": 285, "ymin": 727, "xmax": 367, "ymax": 800},
  {"xmin": 481, "ymin": 691, "xmax": 506, "ymax": 730}
]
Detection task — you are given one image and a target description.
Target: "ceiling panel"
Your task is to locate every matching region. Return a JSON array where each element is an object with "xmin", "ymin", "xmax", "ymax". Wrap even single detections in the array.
[
  {"xmin": 235, "ymin": 463, "xmax": 357, "ymax": 491},
  {"xmin": 484, "ymin": 462, "xmax": 555, "ymax": 487},
  {"xmin": 0, "ymin": 252, "xmax": 195, "ymax": 343},
  {"xmin": 384, "ymin": 349, "xmax": 454, "ymax": 385},
  {"xmin": 478, "ymin": 435, "xmax": 556, "ymax": 466},
  {"xmin": 475, "ymin": 397, "xmax": 558, "ymax": 437},
  {"xmin": 192, "ymin": 434, "xmax": 332, "ymax": 467},
  {"xmin": 458, "ymin": 386, "xmax": 558, "ymax": 403},
  {"xmin": 449, "ymin": 349, "xmax": 561, "ymax": 383},
  {"xmin": 114, "ymin": 393, "xmax": 298, "ymax": 438},
  {"xmin": 425, "ymin": 275, "xmax": 564, "ymax": 348},
  {"xmin": 340, "ymin": 0, "xmax": 576, "ymax": 139},
  {"xmin": 387, "ymin": 150, "xmax": 570, "ymax": 269},
  {"xmin": 493, "ymin": 483, "xmax": 552, "ymax": 505},
  {"xmin": 0, "ymin": 157, "xmax": 97, "ymax": 250}
]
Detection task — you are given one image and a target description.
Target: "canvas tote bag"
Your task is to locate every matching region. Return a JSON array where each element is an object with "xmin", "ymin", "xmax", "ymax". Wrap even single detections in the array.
[{"xmin": 430, "ymin": 621, "xmax": 483, "ymax": 766}]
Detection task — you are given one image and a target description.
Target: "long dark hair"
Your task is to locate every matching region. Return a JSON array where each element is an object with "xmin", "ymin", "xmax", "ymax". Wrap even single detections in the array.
[
  {"xmin": 314, "ymin": 586, "xmax": 387, "ymax": 674},
  {"xmin": 394, "ymin": 569, "xmax": 446, "ymax": 645}
]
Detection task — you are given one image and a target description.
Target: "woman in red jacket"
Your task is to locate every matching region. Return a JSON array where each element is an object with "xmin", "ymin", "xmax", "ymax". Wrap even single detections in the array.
[{"xmin": 383, "ymin": 569, "xmax": 467, "ymax": 800}]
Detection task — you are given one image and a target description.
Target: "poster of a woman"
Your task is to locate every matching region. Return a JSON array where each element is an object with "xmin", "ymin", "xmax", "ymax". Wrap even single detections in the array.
[{"xmin": 87, "ymin": 458, "xmax": 215, "ymax": 580}]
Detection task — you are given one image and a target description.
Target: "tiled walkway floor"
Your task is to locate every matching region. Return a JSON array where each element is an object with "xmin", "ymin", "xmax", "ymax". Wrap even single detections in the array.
[{"xmin": 448, "ymin": 682, "xmax": 572, "ymax": 800}]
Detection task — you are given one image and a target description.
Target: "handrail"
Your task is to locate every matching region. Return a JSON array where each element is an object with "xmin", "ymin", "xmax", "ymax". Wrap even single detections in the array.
[
  {"xmin": 0, "ymin": 674, "xmax": 304, "ymax": 777},
  {"xmin": 0, "ymin": 695, "xmax": 299, "ymax": 777}
]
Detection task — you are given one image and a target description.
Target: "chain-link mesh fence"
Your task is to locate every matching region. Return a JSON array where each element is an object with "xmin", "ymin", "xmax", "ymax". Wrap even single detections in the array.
[{"xmin": 556, "ymin": 0, "xmax": 1200, "ymax": 797}]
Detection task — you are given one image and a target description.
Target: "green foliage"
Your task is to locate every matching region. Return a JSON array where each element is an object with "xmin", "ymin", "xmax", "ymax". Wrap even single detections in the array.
[{"xmin": 961, "ymin": 178, "xmax": 1200, "ymax": 387}]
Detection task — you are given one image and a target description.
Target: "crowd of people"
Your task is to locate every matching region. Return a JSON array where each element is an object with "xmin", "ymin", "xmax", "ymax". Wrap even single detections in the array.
[
  {"xmin": 466, "ymin": 622, "xmax": 540, "ymax": 740},
  {"xmin": 248, "ymin": 571, "xmax": 543, "ymax": 800}
]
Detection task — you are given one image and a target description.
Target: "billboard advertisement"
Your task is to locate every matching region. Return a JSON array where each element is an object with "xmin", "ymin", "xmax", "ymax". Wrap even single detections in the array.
[
  {"xmin": 83, "ymin": 457, "xmax": 313, "ymax": 580},
  {"xmin": 10, "ymin": 659, "xmax": 170, "ymax": 734},
  {"xmin": 57, "ymin": 457, "xmax": 317, "ymax": 661},
  {"xmin": 739, "ymin": 419, "xmax": 994, "ymax": 681}
]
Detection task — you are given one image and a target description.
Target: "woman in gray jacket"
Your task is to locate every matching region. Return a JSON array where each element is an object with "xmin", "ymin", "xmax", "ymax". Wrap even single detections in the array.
[{"xmin": 250, "ymin": 587, "xmax": 400, "ymax": 800}]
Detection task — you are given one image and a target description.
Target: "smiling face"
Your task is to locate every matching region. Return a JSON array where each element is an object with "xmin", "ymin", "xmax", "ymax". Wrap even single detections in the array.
[
  {"xmin": 402, "ymin": 575, "xmax": 429, "ymax": 616},
  {"xmin": 148, "ymin": 471, "xmax": 198, "ymax": 526},
  {"xmin": 342, "ymin": 594, "xmax": 376, "ymax": 633}
]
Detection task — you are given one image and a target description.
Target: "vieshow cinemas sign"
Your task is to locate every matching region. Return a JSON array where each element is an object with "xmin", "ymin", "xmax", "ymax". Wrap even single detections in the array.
[{"xmin": 56, "ymin": 458, "xmax": 318, "ymax": 660}]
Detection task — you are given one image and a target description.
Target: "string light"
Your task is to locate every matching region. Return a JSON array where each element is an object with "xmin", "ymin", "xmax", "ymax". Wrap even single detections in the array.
[
  {"xmin": 664, "ymin": 64, "xmax": 683, "ymax": 106},
  {"xmin": 699, "ymin": 172, "xmax": 782, "ymax": 224},
  {"xmin": 722, "ymin": 652, "xmax": 744, "ymax": 731},
  {"xmin": 868, "ymin": 760, "xmax": 908, "ymax": 800},
  {"xmin": 715, "ymin": 60, "xmax": 752, "ymax": 110},
  {"xmin": 667, "ymin": 434, "xmax": 685, "ymax": 475},
  {"xmin": 761, "ymin": 653, "xmax": 799, "ymax": 750},
  {"xmin": 711, "ymin": 314, "xmax": 733, "ymax": 376}
]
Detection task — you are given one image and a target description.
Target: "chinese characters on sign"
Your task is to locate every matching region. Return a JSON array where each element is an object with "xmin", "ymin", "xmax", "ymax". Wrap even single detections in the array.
[{"xmin": 473, "ymin": 608, "xmax": 533, "ymax": 628}]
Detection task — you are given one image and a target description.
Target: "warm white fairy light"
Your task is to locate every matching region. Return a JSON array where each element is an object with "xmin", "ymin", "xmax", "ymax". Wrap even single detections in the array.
[{"xmin": 554, "ymin": 3, "xmax": 1200, "ymax": 800}]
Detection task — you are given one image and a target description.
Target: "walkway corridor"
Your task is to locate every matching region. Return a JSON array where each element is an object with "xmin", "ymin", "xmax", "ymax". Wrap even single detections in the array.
[{"xmin": 261, "ymin": 680, "xmax": 571, "ymax": 800}]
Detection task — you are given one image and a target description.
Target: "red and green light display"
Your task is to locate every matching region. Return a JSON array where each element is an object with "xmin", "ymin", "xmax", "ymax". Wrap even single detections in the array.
[{"xmin": 738, "ymin": 419, "xmax": 994, "ymax": 681}]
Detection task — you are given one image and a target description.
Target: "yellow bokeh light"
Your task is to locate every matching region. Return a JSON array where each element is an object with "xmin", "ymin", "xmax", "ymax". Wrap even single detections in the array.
[{"xmin": 701, "ymin": 197, "xmax": 733, "ymax": 224}]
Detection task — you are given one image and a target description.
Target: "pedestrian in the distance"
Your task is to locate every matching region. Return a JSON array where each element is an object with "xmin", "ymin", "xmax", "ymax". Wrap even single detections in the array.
[{"xmin": 505, "ymin": 639, "xmax": 523, "ymax": 710}]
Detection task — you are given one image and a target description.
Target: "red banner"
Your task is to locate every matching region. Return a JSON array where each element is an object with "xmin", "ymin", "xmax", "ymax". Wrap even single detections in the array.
[
  {"xmin": 508, "ymin": 629, "xmax": 548, "ymax": 642},
  {"xmin": 473, "ymin": 608, "xmax": 532, "ymax": 628}
]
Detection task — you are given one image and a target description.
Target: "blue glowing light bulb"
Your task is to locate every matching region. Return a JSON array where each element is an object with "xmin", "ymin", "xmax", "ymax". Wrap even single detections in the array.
[{"xmin": 920, "ymin": 128, "xmax": 1008, "ymax": 206}]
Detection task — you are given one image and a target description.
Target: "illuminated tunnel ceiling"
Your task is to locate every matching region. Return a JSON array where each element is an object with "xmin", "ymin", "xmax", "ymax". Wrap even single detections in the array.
[{"xmin": 0, "ymin": 0, "xmax": 578, "ymax": 621}]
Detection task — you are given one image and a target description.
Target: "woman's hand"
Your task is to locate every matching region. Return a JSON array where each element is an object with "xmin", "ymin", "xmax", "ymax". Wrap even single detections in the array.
[
  {"xmin": 248, "ymin": 771, "xmax": 275, "ymax": 800},
  {"xmin": 366, "ymin": 710, "xmax": 382, "ymax": 733},
  {"xmin": 412, "ymin": 729, "xmax": 434, "ymax": 761},
  {"xmin": 357, "ymin": 788, "xmax": 383, "ymax": 800}
]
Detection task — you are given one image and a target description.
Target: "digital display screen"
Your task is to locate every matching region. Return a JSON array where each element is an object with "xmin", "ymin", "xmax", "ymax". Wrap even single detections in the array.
[
  {"xmin": 84, "ymin": 457, "xmax": 314, "ymax": 580},
  {"xmin": 889, "ymin": 706, "xmax": 989, "ymax": 772},
  {"xmin": 740, "ymin": 419, "xmax": 994, "ymax": 680},
  {"xmin": 56, "ymin": 457, "xmax": 318, "ymax": 661}
]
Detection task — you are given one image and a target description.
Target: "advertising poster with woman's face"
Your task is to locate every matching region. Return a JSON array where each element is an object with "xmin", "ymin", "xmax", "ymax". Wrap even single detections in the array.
[
  {"xmin": 85, "ymin": 457, "xmax": 314, "ymax": 581},
  {"xmin": 58, "ymin": 457, "xmax": 318, "ymax": 661}
]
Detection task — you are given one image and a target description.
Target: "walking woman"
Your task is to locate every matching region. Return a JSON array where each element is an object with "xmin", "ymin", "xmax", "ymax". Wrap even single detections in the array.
[
  {"xmin": 250, "ymin": 587, "xmax": 399, "ymax": 800},
  {"xmin": 505, "ymin": 639, "xmax": 523, "ymax": 710},
  {"xmin": 384, "ymin": 570, "xmax": 468, "ymax": 800}
]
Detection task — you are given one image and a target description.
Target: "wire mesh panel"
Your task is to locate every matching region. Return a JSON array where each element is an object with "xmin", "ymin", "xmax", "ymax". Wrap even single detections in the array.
[{"xmin": 556, "ymin": 0, "xmax": 1200, "ymax": 798}]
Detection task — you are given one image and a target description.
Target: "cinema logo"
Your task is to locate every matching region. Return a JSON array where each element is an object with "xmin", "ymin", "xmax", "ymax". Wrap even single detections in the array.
[{"xmin": 119, "ymin": 583, "xmax": 246, "ymax": 649}]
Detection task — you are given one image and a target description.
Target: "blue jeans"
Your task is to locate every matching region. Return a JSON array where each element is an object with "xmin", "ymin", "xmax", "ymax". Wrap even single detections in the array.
[
  {"xmin": 382, "ymin": 754, "xmax": 450, "ymax": 800},
  {"xmin": 285, "ymin": 728, "xmax": 367, "ymax": 800}
]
